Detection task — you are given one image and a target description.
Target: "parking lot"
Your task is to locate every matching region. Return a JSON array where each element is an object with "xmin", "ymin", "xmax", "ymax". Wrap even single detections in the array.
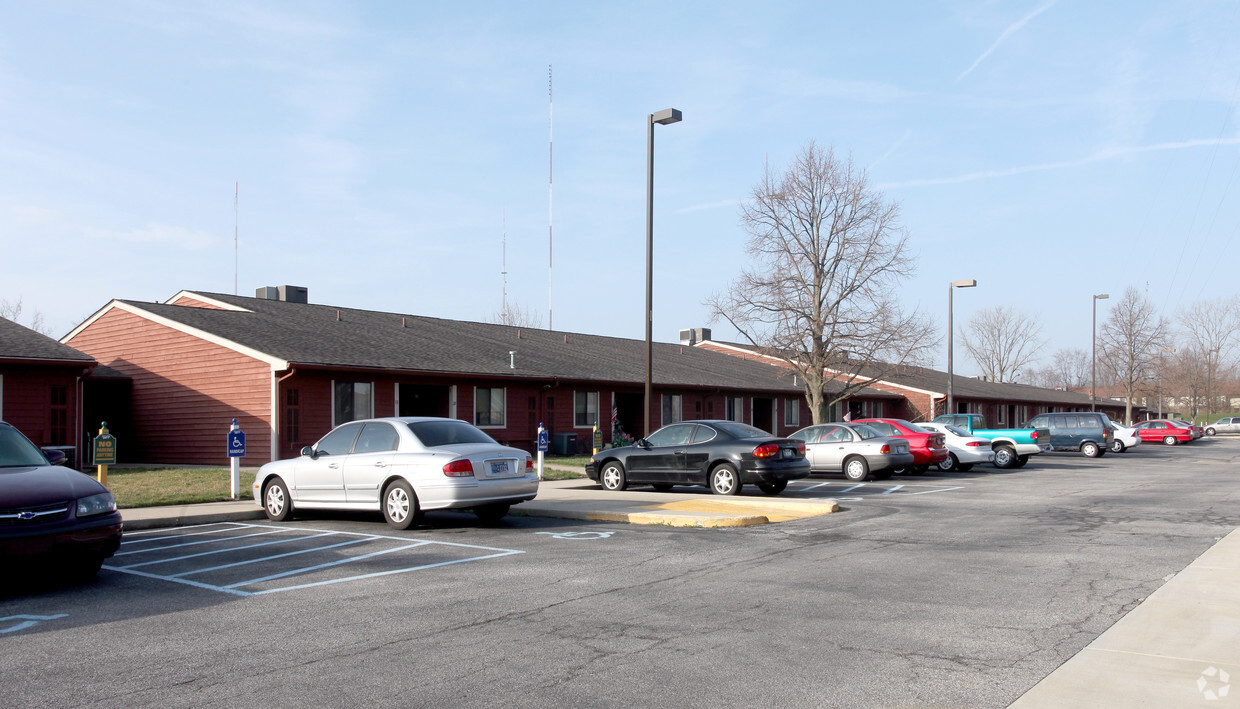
[{"xmin": 3, "ymin": 437, "xmax": 1239, "ymax": 708}]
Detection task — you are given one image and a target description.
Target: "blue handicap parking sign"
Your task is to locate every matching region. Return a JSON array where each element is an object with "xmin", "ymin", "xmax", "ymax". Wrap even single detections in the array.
[
  {"xmin": 228, "ymin": 430, "xmax": 246, "ymax": 457},
  {"xmin": 537, "ymin": 429, "xmax": 549, "ymax": 453}
]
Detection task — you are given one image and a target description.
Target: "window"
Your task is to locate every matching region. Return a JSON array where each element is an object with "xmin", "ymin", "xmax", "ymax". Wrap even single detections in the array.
[
  {"xmin": 316, "ymin": 423, "xmax": 362, "ymax": 455},
  {"xmin": 662, "ymin": 394, "xmax": 682, "ymax": 425},
  {"xmin": 407, "ymin": 419, "xmax": 497, "ymax": 447},
  {"xmin": 866, "ymin": 421, "xmax": 898, "ymax": 437},
  {"xmin": 647, "ymin": 423, "xmax": 694, "ymax": 446},
  {"xmin": 352, "ymin": 423, "xmax": 400, "ymax": 453},
  {"xmin": 474, "ymin": 387, "xmax": 506, "ymax": 427},
  {"xmin": 333, "ymin": 381, "xmax": 373, "ymax": 426},
  {"xmin": 783, "ymin": 398, "xmax": 800, "ymax": 428},
  {"xmin": 872, "ymin": 401, "xmax": 883, "ymax": 418},
  {"xmin": 574, "ymin": 391, "xmax": 599, "ymax": 428},
  {"xmin": 997, "ymin": 405, "xmax": 1005, "ymax": 424},
  {"xmin": 49, "ymin": 385, "xmax": 68, "ymax": 446},
  {"xmin": 285, "ymin": 388, "xmax": 301, "ymax": 446},
  {"xmin": 725, "ymin": 396, "xmax": 743, "ymax": 422}
]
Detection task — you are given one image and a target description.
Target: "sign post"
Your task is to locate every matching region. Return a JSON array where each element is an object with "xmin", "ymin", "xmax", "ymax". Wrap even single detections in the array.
[
  {"xmin": 592, "ymin": 422, "xmax": 603, "ymax": 454},
  {"xmin": 92, "ymin": 422, "xmax": 116, "ymax": 485},
  {"xmin": 227, "ymin": 418, "xmax": 246, "ymax": 499},
  {"xmin": 536, "ymin": 423, "xmax": 549, "ymax": 481}
]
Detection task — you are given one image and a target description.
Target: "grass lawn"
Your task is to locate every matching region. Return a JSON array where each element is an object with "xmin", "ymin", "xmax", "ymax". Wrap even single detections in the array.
[{"xmin": 105, "ymin": 467, "xmax": 257, "ymax": 508}]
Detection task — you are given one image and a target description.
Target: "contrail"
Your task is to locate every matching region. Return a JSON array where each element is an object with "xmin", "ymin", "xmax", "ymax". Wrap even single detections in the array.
[{"xmin": 957, "ymin": 0, "xmax": 1058, "ymax": 82}]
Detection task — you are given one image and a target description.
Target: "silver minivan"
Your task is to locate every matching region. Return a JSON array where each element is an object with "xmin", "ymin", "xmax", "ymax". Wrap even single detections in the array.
[{"xmin": 1205, "ymin": 417, "xmax": 1240, "ymax": 435}]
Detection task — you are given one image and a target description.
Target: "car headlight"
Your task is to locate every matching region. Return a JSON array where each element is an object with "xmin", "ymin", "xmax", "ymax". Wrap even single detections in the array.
[{"xmin": 76, "ymin": 492, "xmax": 117, "ymax": 518}]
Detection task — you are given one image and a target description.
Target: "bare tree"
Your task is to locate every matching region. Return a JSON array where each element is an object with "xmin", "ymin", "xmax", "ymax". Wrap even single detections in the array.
[
  {"xmin": 490, "ymin": 302, "xmax": 543, "ymax": 328},
  {"xmin": 959, "ymin": 306, "xmax": 1045, "ymax": 383},
  {"xmin": 1097, "ymin": 287, "xmax": 1169, "ymax": 424},
  {"xmin": 0, "ymin": 297, "xmax": 51, "ymax": 335},
  {"xmin": 707, "ymin": 142, "xmax": 937, "ymax": 424},
  {"xmin": 1164, "ymin": 346, "xmax": 1207, "ymax": 419},
  {"xmin": 1179, "ymin": 296, "xmax": 1240, "ymax": 416},
  {"xmin": 1028, "ymin": 347, "xmax": 1091, "ymax": 390}
]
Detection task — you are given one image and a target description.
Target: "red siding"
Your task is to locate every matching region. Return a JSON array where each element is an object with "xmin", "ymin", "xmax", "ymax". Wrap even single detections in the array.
[
  {"xmin": 0, "ymin": 365, "xmax": 83, "ymax": 449},
  {"xmin": 66, "ymin": 308, "xmax": 273, "ymax": 464}
]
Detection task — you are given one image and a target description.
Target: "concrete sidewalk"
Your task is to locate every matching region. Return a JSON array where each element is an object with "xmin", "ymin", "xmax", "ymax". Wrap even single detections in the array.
[
  {"xmin": 119, "ymin": 478, "xmax": 839, "ymax": 531},
  {"xmin": 1011, "ymin": 527, "xmax": 1240, "ymax": 707}
]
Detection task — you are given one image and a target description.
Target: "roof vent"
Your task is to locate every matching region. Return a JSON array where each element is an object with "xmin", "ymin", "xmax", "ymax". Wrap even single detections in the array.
[
  {"xmin": 256, "ymin": 285, "xmax": 309, "ymax": 303},
  {"xmin": 679, "ymin": 327, "xmax": 712, "ymax": 345},
  {"xmin": 255, "ymin": 286, "xmax": 278, "ymax": 300}
]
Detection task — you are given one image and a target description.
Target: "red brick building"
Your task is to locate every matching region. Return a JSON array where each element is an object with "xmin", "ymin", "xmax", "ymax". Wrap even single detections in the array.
[{"xmin": 64, "ymin": 288, "xmax": 888, "ymax": 465}]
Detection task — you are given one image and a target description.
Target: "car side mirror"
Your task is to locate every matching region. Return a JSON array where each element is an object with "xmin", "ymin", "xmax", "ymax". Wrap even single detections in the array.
[
  {"xmin": 41, "ymin": 448, "xmax": 67, "ymax": 466},
  {"xmin": 300, "ymin": 445, "xmax": 315, "ymax": 458},
  {"xmin": 636, "ymin": 438, "xmax": 651, "ymax": 449}
]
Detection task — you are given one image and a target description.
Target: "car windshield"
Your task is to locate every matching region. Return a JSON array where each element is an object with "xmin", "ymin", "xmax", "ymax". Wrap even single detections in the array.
[
  {"xmin": 406, "ymin": 420, "xmax": 497, "ymax": 447},
  {"xmin": 851, "ymin": 424, "xmax": 883, "ymax": 440},
  {"xmin": 0, "ymin": 425, "xmax": 50, "ymax": 467},
  {"xmin": 713, "ymin": 422, "xmax": 771, "ymax": 439}
]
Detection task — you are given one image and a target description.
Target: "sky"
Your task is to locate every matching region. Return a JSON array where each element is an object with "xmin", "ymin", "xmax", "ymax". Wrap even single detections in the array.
[{"xmin": 2, "ymin": 0, "xmax": 1238, "ymax": 377}]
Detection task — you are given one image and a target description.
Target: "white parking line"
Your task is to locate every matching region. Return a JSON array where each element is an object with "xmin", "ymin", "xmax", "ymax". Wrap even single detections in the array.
[
  {"xmin": 104, "ymin": 522, "xmax": 525, "ymax": 596},
  {"xmin": 789, "ymin": 480, "xmax": 964, "ymax": 499}
]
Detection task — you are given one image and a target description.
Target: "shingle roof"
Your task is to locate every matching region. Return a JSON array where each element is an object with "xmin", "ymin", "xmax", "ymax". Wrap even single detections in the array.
[
  {"xmin": 698, "ymin": 339, "xmax": 1100, "ymax": 407},
  {"xmin": 0, "ymin": 317, "xmax": 95, "ymax": 364},
  {"xmin": 114, "ymin": 292, "xmax": 895, "ymax": 395}
]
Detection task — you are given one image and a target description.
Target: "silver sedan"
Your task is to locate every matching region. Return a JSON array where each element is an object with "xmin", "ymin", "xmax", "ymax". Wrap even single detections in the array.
[
  {"xmin": 253, "ymin": 417, "xmax": 538, "ymax": 529},
  {"xmin": 788, "ymin": 423, "xmax": 914, "ymax": 482}
]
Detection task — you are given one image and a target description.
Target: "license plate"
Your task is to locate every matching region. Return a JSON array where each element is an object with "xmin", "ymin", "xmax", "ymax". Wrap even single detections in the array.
[
  {"xmin": 490, "ymin": 461, "xmax": 510, "ymax": 476},
  {"xmin": 782, "ymin": 448, "xmax": 794, "ymax": 459}
]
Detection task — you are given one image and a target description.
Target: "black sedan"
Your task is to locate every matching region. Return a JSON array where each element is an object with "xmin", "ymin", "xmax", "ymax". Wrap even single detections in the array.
[
  {"xmin": 0, "ymin": 421, "xmax": 123, "ymax": 580},
  {"xmin": 586, "ymin": 420, "xmax": 810, "ymax": 495}
]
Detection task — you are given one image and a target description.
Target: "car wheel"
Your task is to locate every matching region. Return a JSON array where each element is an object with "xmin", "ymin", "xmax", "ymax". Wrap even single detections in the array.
[
  {"xmin": 936, "ymin": 454, "xmax": 958, "ymax": 472},
  {"xmin": 651, "ymin": 483, "xmax": 673, "ymax": 492},
  {"xmin": 383, "ymin": 480, "xmax": 420, "ymax": 530},
  {"xmin": 1110, "ymin": 438, "xmax": 1125, "ymax": 453},
  {"xmin": 62, "ymin": 554, "xmax": 106, "ymax": 583},
  {"xmin": 842, "ymin": 456, "xmax": 871, "ymax": 482},
  {"xmin": 956, "ymin": 463, "xmax": 974, "ymax": 472},
  {"xmin": 993, "ymin": 446, "xmax": 1017, "ymax": 469},
  {"xmin": 1206, "ymin": 427, "xmax": 1217, "ymax": 436},
  {"xmin": 910, "ymin": 465, "xmax": 928, "ymax": 475},
  {"xmin": 709, "ymin": 464, "xmax": 742, "ymax": 495},
  {"xmin": 263, "ymin": 477, "xmax": 294, "ymax": 522},
  {"xmin": 1081, "ymin": 441, "xmax": 1102, "ymax": 458},
  {"xmin": 757, "ymin": 480, "xmax": 788, "ymax": 495},
  {"xmin": 1163, "ymin": 436, "xmax": 1177, "ymax": 446},
  {"xmin": 600, "ymin": 462, "xmax": 627, "ymax": 491},
  {"xmin": 1015, "ymin": 455, "xmax": 1030, "ymax": 468},
  {"xmin": 473, "ymin": 503, "xmax": 510, "ymax": 524}
]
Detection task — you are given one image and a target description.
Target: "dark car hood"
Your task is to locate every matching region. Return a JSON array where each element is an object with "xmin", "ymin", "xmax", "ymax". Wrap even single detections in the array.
[{"xmin": 0, "ymin": 466, "xmax": 108, "ymax": 507}]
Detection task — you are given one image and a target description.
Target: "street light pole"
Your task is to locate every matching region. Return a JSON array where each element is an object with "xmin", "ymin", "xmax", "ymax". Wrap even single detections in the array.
[
  {"xmin": 1092, "ymin": 293, "xmax": 1109, "ymax": 411},
  {"xmin": 947, "ymin": 279, "xmax": 977, "ymax": 417},
  {"xmin": 644, "ymin": 108, "xmax": 682, "ymax": 438}
]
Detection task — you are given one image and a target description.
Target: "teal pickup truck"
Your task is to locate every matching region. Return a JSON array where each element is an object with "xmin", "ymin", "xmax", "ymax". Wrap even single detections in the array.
[{"xmin": 932, "ymin": 413, "xmax": 1052, "ymax": 469}]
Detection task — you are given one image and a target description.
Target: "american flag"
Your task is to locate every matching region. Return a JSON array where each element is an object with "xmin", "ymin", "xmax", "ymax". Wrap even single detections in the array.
[{"xmin": 610, "ymin": 406, "xmax": 618, "ymax": 424}]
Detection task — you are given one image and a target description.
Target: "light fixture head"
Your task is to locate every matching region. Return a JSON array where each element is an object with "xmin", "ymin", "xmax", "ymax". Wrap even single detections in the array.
[
  {"xmin": 951, "ymin": 279, "xmax": 977, "ymax": 288},
  {"xmin": 651, "ymin": 108, "xmax": 683, "ymax": 125},
  {"xmin": 1095, "ymin": 293, "xmax": 1109, "ymax": 300}
]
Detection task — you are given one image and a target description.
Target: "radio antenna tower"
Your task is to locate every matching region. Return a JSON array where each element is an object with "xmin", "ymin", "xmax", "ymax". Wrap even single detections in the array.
[
  {"xmin": 548, "ymin": 63, "xmax": 554, "ymax": 330},
  {"xmin": 233, "ymin": 182, "xmax": 239, "ymax": 295},
  {"xmin": 501, "ymin": 208, "xmax": 508, "ymax": 314}
]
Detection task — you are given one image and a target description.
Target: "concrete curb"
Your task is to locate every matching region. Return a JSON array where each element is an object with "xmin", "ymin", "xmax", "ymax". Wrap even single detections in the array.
[{"xmin": 121, "ymin": 505, "xmax": 266, "ymax": 531}]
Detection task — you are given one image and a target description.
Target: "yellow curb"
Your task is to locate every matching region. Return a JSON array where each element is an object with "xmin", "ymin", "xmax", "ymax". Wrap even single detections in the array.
[
  {"xmin": 645, "ymin": 498, "xmax": 840, "ymax": 523},
  {"xmin": 582, "ymin": 510, "xmax": 771, "ymax": 527}
]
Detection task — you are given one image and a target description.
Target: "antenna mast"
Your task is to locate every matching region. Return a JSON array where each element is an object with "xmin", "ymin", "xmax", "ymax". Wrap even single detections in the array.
[
  {"xmin": 233, "ymin": 182, "xmax": 239, "ymax": 295},
  {"xmin": 501, "ymin": 208, "xmax": 508, "ymax": 314},
  {"xmin": 548, "ymin": 63, "xmax": 554, "ymax": 330}
]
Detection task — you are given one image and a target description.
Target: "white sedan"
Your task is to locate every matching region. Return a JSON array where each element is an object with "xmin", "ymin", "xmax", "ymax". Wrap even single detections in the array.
[
  {"xmin": 1108, "ymin": 421, "xmax": 1142, "ymax": 453},
  {"xmin": 917, "ymin": 422, "xmax": 996, "ymax": 472},
  {"xmin": 253, "ymin": 417, "xmax": 538, "ymax": 529}
]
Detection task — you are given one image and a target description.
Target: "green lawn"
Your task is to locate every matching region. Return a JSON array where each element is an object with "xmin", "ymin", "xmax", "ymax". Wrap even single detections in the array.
[{"xmin": 104, "ymin": 467, "xmax": 257, "ymax": 508}]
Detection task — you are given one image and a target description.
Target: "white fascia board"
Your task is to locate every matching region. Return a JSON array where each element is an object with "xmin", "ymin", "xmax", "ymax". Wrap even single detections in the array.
[
  {"xmin": 65, "ymin": 301, "xmax": 287, "ymax": 370},
  {"xmin": 822, "ymin": 366, "xmax": 944, "ymax": 398},
  {"xmin": 166, "ymin": 291, "xmax": 252, "ymax": 312}
]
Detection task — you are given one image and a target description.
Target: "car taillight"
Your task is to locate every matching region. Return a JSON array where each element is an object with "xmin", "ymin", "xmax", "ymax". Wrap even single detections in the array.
[
  {"xmin": 1031, "ymin": 431, "xmax": 1040, "ymax": 439},
  {"xmin": 795, "ymin": 441, "xmax": 806, "ymax": 456},
  {"xmin": 966, "ymin": 441, "xmax": 985, "ymax": 447},
  {"xmin": 753, "ymin": 443, "xmax": 780, "ymax": 458},
  {"xmin": 443, "ymin": 459, "xmax": 474, "ymax": 477},
  {"xmin": 879, "ymin": 444, "xmax": 890, "ymax": 454},
  {"xmin": 525, "ymin": 456, "xmax": 534, "ymax": 473}
]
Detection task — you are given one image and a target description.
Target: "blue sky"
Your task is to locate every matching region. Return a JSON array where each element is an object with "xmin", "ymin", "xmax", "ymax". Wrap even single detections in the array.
[{"xmin": 2, "ymin": 1, "xmax": 1237, "ymax": 376}]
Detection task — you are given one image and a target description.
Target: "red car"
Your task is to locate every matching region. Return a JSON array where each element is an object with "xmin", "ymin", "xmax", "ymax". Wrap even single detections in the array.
[
  {"xmin": 1133, "ymin": 419, "xmax": 1195, "ymax": 445},
  {"xmin": 854, "ymin": 418, "xmax": 949, "ymax": 470}
]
